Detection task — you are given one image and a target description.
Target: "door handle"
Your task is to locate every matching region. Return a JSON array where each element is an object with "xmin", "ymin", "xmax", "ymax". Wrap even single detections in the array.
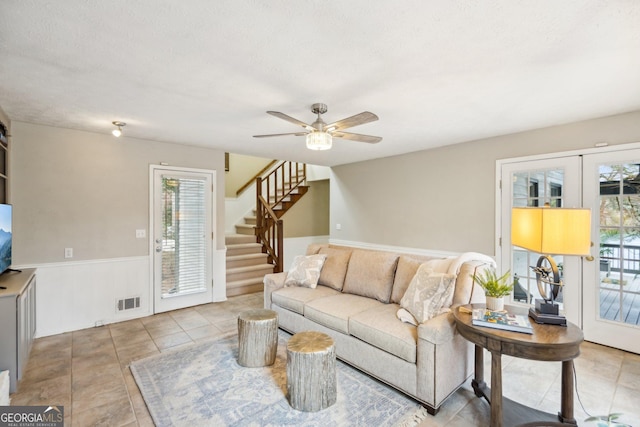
[{"xmin": 156, "ymin": 247, "xmax": 162, "ymax": 253}]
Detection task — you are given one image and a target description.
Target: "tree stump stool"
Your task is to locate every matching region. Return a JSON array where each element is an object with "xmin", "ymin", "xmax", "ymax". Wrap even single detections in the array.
[
  {"xmin": 286, "ymin": 331, "xmax": 336, "ymax": 412},
  {"xmin": 237, "ymin": 309, "xmax": 278, "ymax": 367}
]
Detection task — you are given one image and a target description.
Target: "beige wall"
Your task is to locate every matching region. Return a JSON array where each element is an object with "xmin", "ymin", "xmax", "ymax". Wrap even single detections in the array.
[
  {"xmin": 225, "ymin": 153, "xmax": 273, "ymax": 197},
  {"xmin": 10, "ymin": 122, "xmax": 226, "ymax": 264},
  {"xmin": 283, "ymin": 179, "xmax": 329, "ymax": 238},
  {"xmin": 331, "ymin": 110, "xmax": 640, "ymax": 256}
]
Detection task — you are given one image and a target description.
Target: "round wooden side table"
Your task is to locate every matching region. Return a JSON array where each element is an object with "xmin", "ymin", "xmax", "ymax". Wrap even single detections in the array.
[
  {"xmin": 286, "ymin": 331, "xmax": 337, "ymax": 412},
  {"xmin": 453, "ymin": 304, "xmax": 583, "ymax": 427},
  {"xmin": 237, "ymin": 309, "xmax": 278, "ymax": 367}
]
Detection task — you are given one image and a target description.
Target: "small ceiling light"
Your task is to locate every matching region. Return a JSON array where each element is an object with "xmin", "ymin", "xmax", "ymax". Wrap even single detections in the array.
[
  {"xmin": 112, "ymin": 121, "xmax": 126, "ymax": 137},
  {"xmin": 306, "ymin": 131, "xmax": 332, "ymax": 150}
]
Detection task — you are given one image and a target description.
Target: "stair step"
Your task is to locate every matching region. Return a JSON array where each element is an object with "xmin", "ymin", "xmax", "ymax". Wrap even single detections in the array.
[
  {"xmin": 226, "ymin": 242, "xmax": 262, "ymax": 256},
  {"xmin": 225, "ymin": 234, "xmax": 255, "ymax": 245},
  {"xmin": 227, "ymin": 277, "xmax": 265, "ymax": 289},
  {"xmin": 226, "ymin": 253, "xmax": 269, "ymax": 269},
  {"xmin": 268, "ymin": 195, "xmax": 293, "ymax": 203},
  {"xmin": 235, "ymin": 223, "xmax": 256, "ymax": 235},
  {"xmin": 226, "ymin": 277, "xmax": 265, "ymax": 297},
  {"xmin": 226, "ymin": 264, "xmax": 275, "ymax": 282},
  {"xmin": 243, "ymin": 215, "xmax": 256, "ymax": 225}
]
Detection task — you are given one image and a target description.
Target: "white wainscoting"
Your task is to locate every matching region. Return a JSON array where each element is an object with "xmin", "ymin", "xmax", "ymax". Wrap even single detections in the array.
[
  {"xmin": 18, "ymin": 238, "xmax": 332, "ymax": 338},
  {"xmin": 17, "ymin": 257, "xmax": 151, "ymax": 338}
]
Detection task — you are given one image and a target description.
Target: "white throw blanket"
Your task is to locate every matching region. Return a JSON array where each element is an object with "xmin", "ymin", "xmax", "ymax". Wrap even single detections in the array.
[{"xmin": 447, "ymin": 252, "xmax": 496, "ymax": 275}]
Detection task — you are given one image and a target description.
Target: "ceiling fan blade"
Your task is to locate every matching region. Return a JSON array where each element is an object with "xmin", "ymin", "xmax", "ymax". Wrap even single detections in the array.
[
  {"xmin": 326, "ymin": 111, "xmax": 378, "ymax": 131},
  {"xmin": 332, "ymin": 131, "xmax": 382, "ymax": 144},
  {"xmin": 267, "ymin": 111, "xmax": 313, "ymax": 130},
  {"xmin": 253, "ymin": 132, "xmax": 308, "ymax": 138}
]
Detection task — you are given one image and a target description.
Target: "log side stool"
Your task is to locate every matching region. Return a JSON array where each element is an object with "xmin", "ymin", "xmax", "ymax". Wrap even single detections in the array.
[
  {"xmin": 286, "ymin": 331, "xmax": 337, "ymax": 412},
  {"xmin": 237, "ymin": 309, "xmax": 278, "ymax": 367}
]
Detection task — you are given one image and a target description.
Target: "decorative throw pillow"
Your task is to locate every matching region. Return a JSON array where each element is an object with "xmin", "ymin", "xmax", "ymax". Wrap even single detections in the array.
[
  {"xmin": 396, "ymin": 307, "xmax": 418, "ymax": 326},
  {"xmin": 399, "ymin": 264, "xmax": 456, "ymax": 324},
  {"xmin": 284, "ymin": 254, "xmax": 328, "ymax": 288},
  {"xmin": 423, "ymin": 257, "xmax": 454, "ymax": 273}
]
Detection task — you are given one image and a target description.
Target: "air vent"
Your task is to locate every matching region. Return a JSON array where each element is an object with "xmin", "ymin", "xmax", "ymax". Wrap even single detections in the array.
[{"xmin": 117, "ymin": 296, "xmax": 141, "ymax": 312}]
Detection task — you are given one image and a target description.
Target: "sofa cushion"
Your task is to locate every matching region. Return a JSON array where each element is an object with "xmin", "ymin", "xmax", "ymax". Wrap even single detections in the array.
[
  {"xmin": 284, "ymin": 254, "xmax": 327, "ymax": 288},
  {"xmin": 271, "ymin": 285, "xmax": 340, "ymax": 315},
  {"xmin": 318, "ymin": 247, "xmax": 352, "ymax": 291},
  {"xmin": 400, "ymin": 265, "xmax": 456, "ymax": 324},
  {"xmin": 349, "ymin": 303, "xmax": 418, "ymax": 363},
  {"xmin": 304, "ymin": 294, "xmax": 382, "ymax": 334},
  {"xmin": 390, "ymin": 256, "xmax": 423, "ymax": 304},
  {"xmin": 342, "ymin": 250, "xmax": 399, "ymax": 303}
]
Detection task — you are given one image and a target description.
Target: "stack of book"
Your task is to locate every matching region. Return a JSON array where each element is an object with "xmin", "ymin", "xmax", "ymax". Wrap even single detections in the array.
[{"xmin": 471, "ymin": 309, "xmax": 533, "ymax": 334}]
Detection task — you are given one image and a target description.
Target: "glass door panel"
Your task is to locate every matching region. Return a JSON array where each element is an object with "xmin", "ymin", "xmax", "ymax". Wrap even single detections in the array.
[
  {"xmin": 584, "ymin": 152, "xmax": 640, "ymax": 353},
  {"xmin": 500, "ymin": 157, "xmax": 583, "ymax": 324},
  {"xmin": 511, "ymin": 168, "xmax": 567, "ymax": 307},
  {"xmin": 152, "ymin": 168, "xmax": 213, "ymax": 313}
]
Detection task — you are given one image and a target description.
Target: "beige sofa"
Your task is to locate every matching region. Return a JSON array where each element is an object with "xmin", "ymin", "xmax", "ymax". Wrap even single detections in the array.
[{"xmin": 263, "ymin": 244, "xmax": 494, "ymax": 415}]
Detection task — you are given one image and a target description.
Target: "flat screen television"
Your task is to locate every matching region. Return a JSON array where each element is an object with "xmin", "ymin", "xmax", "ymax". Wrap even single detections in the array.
[{"xmin": 0, "ymin": 204, "xmax": 12, "ymax": 275}]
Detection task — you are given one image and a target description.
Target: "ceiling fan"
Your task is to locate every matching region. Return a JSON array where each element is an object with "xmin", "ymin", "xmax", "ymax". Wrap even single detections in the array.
[{"xmin": 253, "ymin": 103, "xmax": 382, "ymax": 150}]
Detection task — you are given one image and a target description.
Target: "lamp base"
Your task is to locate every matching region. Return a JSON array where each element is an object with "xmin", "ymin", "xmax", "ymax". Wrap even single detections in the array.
[
  {"xmin": 534, "ymin": 298, "xmax": 560, "ymax": 315},
  {"xmin": 528, "ymin": 308, "xmax": 567, "ymax": 327}
]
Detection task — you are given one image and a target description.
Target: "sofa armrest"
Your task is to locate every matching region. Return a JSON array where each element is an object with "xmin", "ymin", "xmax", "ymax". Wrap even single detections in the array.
[
  {"xmin": 263, "ymin": 272, "xmax": 288, "ymax": 308},
  {"xmin": 417, "ymin": 311, "xmax": 457, "ymax": 345}
]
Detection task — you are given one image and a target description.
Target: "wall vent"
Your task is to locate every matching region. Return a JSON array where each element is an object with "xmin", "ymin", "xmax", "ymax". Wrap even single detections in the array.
[{"xmin": 117, "ymin": 296, "xmax": 141, "ymax": 312}]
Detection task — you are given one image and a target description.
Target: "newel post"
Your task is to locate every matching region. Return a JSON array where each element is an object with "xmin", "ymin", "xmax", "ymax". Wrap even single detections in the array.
[{"xmin": 255, "ymin": 177, "xmax": 263, "ymax": 243}]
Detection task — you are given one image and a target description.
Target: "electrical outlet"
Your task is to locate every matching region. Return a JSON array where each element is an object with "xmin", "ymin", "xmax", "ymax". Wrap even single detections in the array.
[
  {"xmin": 336, "ymin": 223, "xmax": 342, "ymax": 230},
  {"xmin": 64, "ymin": 248, "xmax": 73, "ymax": 258},
  {"xmin": 136, "ymin": 229, "xmax": 146, "ymax": 238}
]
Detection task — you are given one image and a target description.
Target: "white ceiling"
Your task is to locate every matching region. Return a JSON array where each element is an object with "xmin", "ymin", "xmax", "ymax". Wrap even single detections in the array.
[{"xmin": 1, "ymin": 1, "xmax": 639, "ymax": 167}]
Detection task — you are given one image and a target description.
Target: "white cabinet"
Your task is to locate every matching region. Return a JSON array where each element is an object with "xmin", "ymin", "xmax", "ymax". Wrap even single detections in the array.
[{"xmin": 0, "ymin": 269, "xmax": 36, "ymax": 393}]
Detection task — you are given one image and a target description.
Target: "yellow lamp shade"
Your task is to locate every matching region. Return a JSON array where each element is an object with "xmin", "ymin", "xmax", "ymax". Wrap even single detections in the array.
[{"xmin": 511, "ymin": 207, "xmax": 591, "ymax": 256}]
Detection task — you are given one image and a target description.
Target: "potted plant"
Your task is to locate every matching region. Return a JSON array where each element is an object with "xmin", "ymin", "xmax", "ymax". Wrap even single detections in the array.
[{"xmin": 471, "ymin": 269, "xmax": 514, "ymax": 311}]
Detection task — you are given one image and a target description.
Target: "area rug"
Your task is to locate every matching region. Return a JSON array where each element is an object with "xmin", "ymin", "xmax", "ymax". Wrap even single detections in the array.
[{"xmin": 131, "ymin": 331, "xmax": 428, "ymax": 427}]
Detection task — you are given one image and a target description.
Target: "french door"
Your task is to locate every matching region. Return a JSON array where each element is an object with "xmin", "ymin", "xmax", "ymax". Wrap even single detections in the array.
[
  {"xmin": 151, "ymin": 166, "xmax": 214, "ymax": 313},
  {"xmin": 583, "ymin": 149, "xmax": 640, "ymax": 354},
  {"xmin": 500, "ymin": 157, "xmax": 584, "ymax": 325},
  {"xmin": 501, "ymin": 149, "xmax": 640, "ymax": 354}
]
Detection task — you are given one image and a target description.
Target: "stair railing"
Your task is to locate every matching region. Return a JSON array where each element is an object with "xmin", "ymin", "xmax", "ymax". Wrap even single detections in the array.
[
  {"xmin": 255, "ymin": 161, "xmax": 307, "ymax": 272},
  {"xmin": 235, "ymin": 160, "xmax": 278, "ymax": 197}
]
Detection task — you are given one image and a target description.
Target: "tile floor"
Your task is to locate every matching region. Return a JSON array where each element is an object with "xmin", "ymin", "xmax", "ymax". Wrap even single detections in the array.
[{"xmin": 9, "ymin": 292, "xmax": 640, "ymax": 426}]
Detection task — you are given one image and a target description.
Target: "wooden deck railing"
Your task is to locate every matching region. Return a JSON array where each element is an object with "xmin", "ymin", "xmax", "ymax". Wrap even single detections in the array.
[{"xmin": 255, "ymin": 161, "xmax": 307, "ymax": 272}]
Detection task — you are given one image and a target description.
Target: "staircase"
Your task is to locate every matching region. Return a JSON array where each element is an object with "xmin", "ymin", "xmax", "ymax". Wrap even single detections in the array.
[
  {"xmin": 225, "ymin": 160, "xmax": 309, "ymax": 296},
  {"xmin": 225, "ymin": 234, "xmax": 274, "ymax": 297}
]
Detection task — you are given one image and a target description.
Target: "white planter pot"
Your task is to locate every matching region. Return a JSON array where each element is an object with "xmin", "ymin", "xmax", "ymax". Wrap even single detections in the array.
[{"xmin": 486, "ymin": 296, "xmax": 504, "ymax": 311}]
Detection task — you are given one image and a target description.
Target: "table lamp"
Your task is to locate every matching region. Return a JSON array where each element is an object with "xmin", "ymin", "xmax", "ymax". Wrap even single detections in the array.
[{"xmin": 511, "ymin": 207, "xmax": 591, "ymax": 326}]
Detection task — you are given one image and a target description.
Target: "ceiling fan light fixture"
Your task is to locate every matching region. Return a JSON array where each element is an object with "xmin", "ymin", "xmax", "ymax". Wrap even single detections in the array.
[
  {"xmin": 306, "ymin": 131, "xmax": 332, "ymax": 150},
  {"xmin": 111, "ymin": 121, "xmax": 126, "ymax": 137}
]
